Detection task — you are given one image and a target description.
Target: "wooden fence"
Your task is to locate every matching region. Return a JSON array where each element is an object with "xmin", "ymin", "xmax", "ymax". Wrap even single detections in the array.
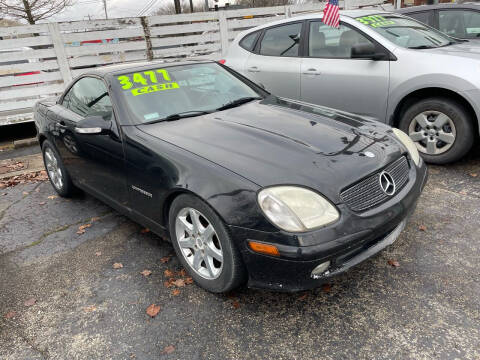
[{"xmin": 0, "ymin": 0, "xmax": 388, "ymax": 126}]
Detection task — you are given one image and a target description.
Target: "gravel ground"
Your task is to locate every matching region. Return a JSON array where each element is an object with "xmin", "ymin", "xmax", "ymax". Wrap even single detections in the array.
[{"xmin": 0, "ymin": 149, "xmax": 479, "ymax": 360}]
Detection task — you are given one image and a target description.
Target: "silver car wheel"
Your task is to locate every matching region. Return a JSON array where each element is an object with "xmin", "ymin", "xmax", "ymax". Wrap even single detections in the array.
[
  {"xmin": 408, "ymin": 110, "xmax": 456, "ymax": 156},
  {"xmin": 44, "ymin": 148, "xmax": 64, "ymax": 190},
  {"xmin": 175, "ymin": 207, "xmax": 223, "ymax": 280}
]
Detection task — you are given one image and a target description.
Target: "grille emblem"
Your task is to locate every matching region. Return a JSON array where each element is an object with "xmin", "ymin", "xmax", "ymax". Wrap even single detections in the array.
[{"xmin": 379, "ymin": 171, "xmax": 396, "ymax": 196}]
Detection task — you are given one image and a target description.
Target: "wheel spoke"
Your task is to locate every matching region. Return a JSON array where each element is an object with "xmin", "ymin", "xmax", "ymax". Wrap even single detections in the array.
[
  {"xmin": 426, "ymin": 139, "xmax": 437, "ymax": 154},
  {"xmin": 409, "ymin": 131, "xmax": 424, "ymax": 142},
  {"xmin": 178, "ymin": 236, "xmax": 195, "ymax": 249},
  {"xmin": 437, "ymin": 131, "xmax": 455, "ymax": 144},
  {"xmin": 192, "ymin": 250, "xmax": 203, "ymax": 270},
  {"xmin": 45, "ymin": 150, "xmax": 53, "ymax": 163},
  {"xmin": 205, "ymin": 242, "xmax": 223, "ymax": 262},
  {"xmin": 189, "ymin": 209, "xmax": 202, "ymax": 233},
  {"xmin": 204, "ymin": 256, "xmax": 215, "ymax": 278},
  {"xmin": 433, "ymin": 113, "xmax": 450, "ymax": 128},
  {"xmin": 414, "ymin": 113, "xmax": 428, "ymax": 129},
  {"xmin": 201, "ymin": 224, "xmax": 215, "ymax": 240},
  {"xmin": 178, "ymin": 216, "xmax": 194, "ymax": 236}
]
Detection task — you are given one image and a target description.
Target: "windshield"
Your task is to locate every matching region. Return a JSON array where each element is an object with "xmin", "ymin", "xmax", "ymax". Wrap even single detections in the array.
[
  {"xmin": 355, "ymin": 14, "xmax": 455, "ymax": 49},
  {"xmin": 113, "ymin": 63, "xmax": 263, "ymax": 124}
]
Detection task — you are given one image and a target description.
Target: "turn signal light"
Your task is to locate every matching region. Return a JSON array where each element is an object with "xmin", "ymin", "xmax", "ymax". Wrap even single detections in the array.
[
  {"xmin": 218, "ymin": 59, "xmax": 226, "ymax": 64},
  {"xmin": 248, "ymin": 241, "xmax": 280, "ymax": 256}
]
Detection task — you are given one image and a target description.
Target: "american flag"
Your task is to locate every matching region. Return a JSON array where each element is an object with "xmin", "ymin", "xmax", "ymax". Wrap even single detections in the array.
[{"xmin": 323, "ymin": 0, "xmax": 340, "ymax": 28}]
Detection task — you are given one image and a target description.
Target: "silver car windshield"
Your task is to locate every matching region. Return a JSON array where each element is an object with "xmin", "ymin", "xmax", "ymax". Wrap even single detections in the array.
[
  {"xmin": 114, "ymin": 63, "xmax": 262, "ymax": 124},
  {"xmin": 355, "ymin": 14, "xmax": 455, "ymax": 49}
]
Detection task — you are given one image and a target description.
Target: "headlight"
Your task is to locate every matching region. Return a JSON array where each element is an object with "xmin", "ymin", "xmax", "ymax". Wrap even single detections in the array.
[
  {"xmin": 392, "ymin": 128, "xmax": 420, "ymax": 166},
  {"xmin": 257, "ymin": 186, "xmax": 339, "ymax": 232}
]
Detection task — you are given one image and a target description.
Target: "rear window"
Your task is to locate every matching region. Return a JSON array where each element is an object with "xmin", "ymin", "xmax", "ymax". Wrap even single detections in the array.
[{"xmin": 239, "ymin": 31, "xmax": 259, "ymax": 51}]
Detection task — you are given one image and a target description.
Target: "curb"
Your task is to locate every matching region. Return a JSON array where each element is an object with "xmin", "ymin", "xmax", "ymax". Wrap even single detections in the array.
[{"xmin": 14, "ymin": 137, "xmax": 39, "ymax": 149}]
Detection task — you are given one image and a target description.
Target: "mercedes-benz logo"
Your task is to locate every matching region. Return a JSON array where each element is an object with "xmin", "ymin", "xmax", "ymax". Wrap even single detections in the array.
[{"xmin": 379, "ymin": 171, "xmax": 396, "ymax": 196}]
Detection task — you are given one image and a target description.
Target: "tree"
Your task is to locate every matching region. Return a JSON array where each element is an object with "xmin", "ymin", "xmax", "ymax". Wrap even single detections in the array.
[
  {"xmin": 0, "ymin": 0, "xmax": 74, "ymax": 24},
  {"xmin": 154, "ymin": 0, "xmax": 204, "ymax": 15}
]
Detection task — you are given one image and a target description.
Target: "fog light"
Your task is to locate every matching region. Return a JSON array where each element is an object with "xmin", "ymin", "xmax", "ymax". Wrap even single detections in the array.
[{"xmin": 311, "ymin": 261, "xmax": 331, "ymax": 278}]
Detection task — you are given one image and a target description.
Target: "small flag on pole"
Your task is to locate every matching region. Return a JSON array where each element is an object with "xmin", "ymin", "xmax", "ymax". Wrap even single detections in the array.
[{"xmin": 323, "ymin": 0, "xmax": 340, "ymax": 28}]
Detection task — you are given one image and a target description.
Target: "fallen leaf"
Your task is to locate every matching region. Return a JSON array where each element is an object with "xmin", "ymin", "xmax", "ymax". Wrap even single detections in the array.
[
  {"xmin": 388, "ymin": 259, "xmax": 400, "ymax": 267},
  {"xmin": 297, "ymin": 293, "xmax": 308, "ymax": 301},
  {"xmin": 1, "ymin": 193, "xmax": 7, "ymax": 196},
  {"xmin": 419, "ymin": 225, "xmax": 427, "ymax": 232},
  {"xmin": 172, "ymin": 289, "xmax": 181, "ymax": 296},
  {"xmin": 140, "ymin": 269, "xmax": 152, "ymax": 277},
  {"xmin": 470, "ymin": 173, "xmax": 478, "ymax": 177},
  {"xmin": 4, "ymin": 311, "xmax": 16, "ymax": 319},
  {"xmin": 113, "ymin": 263, "xmax": 123, "ymax": 269},
  {"xmin": 47, "ymin": 195, "xmax": 57, "ymax": 200},
  {"xmin": 24, "ymin": 298, "xmax": 36, "ymax": 307},
  {"xmin": 178, "ymin": 268, "xmax": 187, "ymax": 277},
  {"xmin": 76, "ymin": 223, "xmax": 92, "ymax": 235},
  {"xmin": 173, "ymin": 279, "xmax": 185, "ymax": 287},
  {"xmin": 185, "ymin": 277, "xmax": 193, "ymax": 285},
  {"xmin": 95, "ymin": 251, "xmax": 102, "ymax": 256},
  {"xmin": 232, "ymin": 301, "xmax": 240, "ymax": 309},
  {"xmin": 91, "ymin": 217, "xmax": 101, "ymax": 222},
  {"xmin": 38, "ymin": 201, "xmax": 46, "ymax": 205},
  {"xmin": 22, "ymin": 191, "xmax": 29, "ymax": 196},
  {"xmin": 160, "ymin": 256, "xmax": 170, "ymax": 263},
  {"xmin": 162, "ymin": 345, "xmax": 175, "ymax": 354},
  {"xmin": 322, "ymin": 283, "xmax": 332, "ymax": 292},
  {"xmin": 83, "ymin": 305, "xmax": 96, "ymax": 312},
  {"xmin": 146, "ymin": 304, "xmax": 161, "ymax": 318},
  {"xmin": 140, "ymin": 228, "xmax": 150, "ymax": 234},
  {"xmin": 164, "ymin": 269, "xmax": 174, "ymax": 278},
  {"xmin": 164, "ymin": 280, "xmax": 173, "ymax": 288}
]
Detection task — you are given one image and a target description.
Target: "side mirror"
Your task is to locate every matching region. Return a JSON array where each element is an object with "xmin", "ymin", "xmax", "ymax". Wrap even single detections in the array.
[
  {"xmin": 74, "ymin": 115, "xmax": 111, "ymax": 135},
  {"xmin": 351, "ymin": 43, "xmax": 387, "ymax": 60}
]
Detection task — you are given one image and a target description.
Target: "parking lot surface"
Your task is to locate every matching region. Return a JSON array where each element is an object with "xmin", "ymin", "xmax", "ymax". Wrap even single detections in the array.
[{"xmin": 1, "ymin": 150, "xmax": 479, "ymax": 360}]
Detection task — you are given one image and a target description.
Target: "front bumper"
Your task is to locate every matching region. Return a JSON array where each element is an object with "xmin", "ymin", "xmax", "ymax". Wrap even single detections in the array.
[{"xmin": 229, "ymin": 158, "xmax": 428, "ymax": 291}]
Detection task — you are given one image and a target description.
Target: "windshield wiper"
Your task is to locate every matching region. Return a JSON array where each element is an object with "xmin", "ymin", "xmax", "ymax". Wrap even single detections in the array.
[
  {"xmin": 408, "ymin": 45, "xmax": 436, "ymax": 49},
  {"xmin": 216, "ymin": 97, "xmax": 262, "ymax": 111},
  {"xmin": 142, "ymin": 110, "xmax": 212, "ymax": 125}
]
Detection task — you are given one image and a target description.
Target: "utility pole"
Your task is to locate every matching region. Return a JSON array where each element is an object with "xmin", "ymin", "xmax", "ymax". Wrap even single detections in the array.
[
  {"xmin": 102, "ymin": 0, "xmax": 108, "ymax": 19},
  {"xmin": 189, "ymin": 0, "xmax": 194, "ymax": 12},
  {"xmin": 173, "ymin": 0, "xmax": 181, "ymax": 14}
]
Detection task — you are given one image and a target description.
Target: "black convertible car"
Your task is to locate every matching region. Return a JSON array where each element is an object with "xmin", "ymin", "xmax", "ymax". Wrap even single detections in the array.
[{"xmin": 35, "ymin": 60, "xmax": 427, "ymax": 292}]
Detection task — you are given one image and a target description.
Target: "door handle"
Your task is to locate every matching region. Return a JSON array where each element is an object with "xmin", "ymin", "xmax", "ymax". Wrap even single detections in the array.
[
  {"xmin": 302, "ymin": 68, "xmax": 321, "ymax": 75},
  {"xmin": 248, "ymin": 66, "xmax": 260, "ymax": 73}
]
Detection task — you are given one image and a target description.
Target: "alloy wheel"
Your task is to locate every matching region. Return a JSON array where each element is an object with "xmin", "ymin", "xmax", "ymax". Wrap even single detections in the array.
[
  {"xmin": 44, "ymin": 148, "xmax": 64, "ymax": 190},
  {"xmin": 408, "ymin": 110, "xmax": 456, "ymax": 155},
  {"xmin": 175, "ymin": 207, "xmax": 224, "ymax": 280}
]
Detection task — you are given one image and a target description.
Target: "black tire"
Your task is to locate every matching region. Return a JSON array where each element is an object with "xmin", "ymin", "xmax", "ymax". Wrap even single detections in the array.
[
  {"xmin": 399, "ymin": 97, "xmax": 474, "ymax": 164},
  {"xmin": 168, "ymin": 194, "xmax": 246, "ymax": 293},
  {"xmin": 41, "ymin": 140, "xmax": 76, "ymax": 197}
]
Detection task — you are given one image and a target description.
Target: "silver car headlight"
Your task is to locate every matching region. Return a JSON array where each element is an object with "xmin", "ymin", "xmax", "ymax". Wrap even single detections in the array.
[
  {"xmin": 257, "ymin": 186, "xmax": 339, "ymax": 233},
  {"xmin": 392, "ymin": 128, "xmax": 420, "ymax": 166}
]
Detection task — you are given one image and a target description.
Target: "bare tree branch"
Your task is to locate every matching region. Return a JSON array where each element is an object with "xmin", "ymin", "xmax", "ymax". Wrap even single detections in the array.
[{"xmin": 0, "ymin": 0, "xmax": 75, "ymax": 24}]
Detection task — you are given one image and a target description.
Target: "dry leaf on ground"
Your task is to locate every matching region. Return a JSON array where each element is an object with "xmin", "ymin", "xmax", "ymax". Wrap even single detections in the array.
[
  {"xmin": 146, "ymin": 304, "xmax": 161, "ymax": 318},
  {"xmin": 232, "ymin": 301, "xmax": 240, "ymax": 309},
  {"xmin": 298, "ymin": 293, "xmax": 308, "ymax": 301},
  {"xmin": 322, "ymin": 283, "xmax": 332, "ymax": 292},
  {"xmin": 164, "ymin": 269, "xmax": 174, "ymax": 278},
  {"xmin": 470, "ymin": 173, "xmax": 478, "ymax": 177},
  {"xmin": 388, "ymin": 259, "xmax": 400, "ymax": 267},
  {"xmin": 140, "ymin": 228, "xmax": 150, "ymax": 234},
  {"xmin": 95, "ymin": 251, "xmax": 102, "ymax": 256},
  {"xmin": 39, "ymin": 201, "xmax": 46, "ymax": 205},
  {"xmin": 4, "ymin": 311, "xmax": 16, "ymax": 319},
  {"xmin": 113, "ymin": 263, "xmax": 123, "ymax": 269},
  {"xmin": 419, "ymin": 225, "xmax": 427, "ymax": 231},
  {"xmin": 77, "ymin": 223, "xmax": 92, "ymax": 235},
  {"xmin": 178, "ymin": 268, "xmax": 187, "ymax": 277},
  {"xmin": 173, "ymin": 279, "xmax": 185, "ymax": 287},
  {"xmin": 172, "ymin": 289, "xmax": 181, "ymax": 296},
  {"xmin": 91, "ymin": 217, "xmax": 101, "ymax": 222},
  {"xmin": 24, "ymin": 298, "xmax": 36, "ymax": 307},
  {"xmin": 185, "ymin": 277, "xmax": 193, "ymax": 285},
  {"xmin": 160, "ymin": 256, "xmax": 170, "ymax": 264},
  {"xmin": 83, "ymin": 305, "xmax": 97, "ymax": 312},
  {"xmin": 162, "ymin": 345, "xmax": 175, "ymax": 354},
  {"xmin": 47, "ymin": 195, "xmax": 57, "ymax": 200},
  {"xmin": 140, "ymin": 269, "xmax": 152, "ymax": 277}
]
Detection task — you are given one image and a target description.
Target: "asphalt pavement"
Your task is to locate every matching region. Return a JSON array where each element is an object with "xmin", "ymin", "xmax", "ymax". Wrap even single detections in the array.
[{"xmin": 0, "ymin": 147, "xmax": 479, "ymax": 360}]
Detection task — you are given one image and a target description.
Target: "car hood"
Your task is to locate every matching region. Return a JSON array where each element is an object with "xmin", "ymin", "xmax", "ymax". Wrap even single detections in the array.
[
  {"xmin": 425, "ymin": 42, "xmax": 480, "ymax": 59},
  {"xmin": 137, "ymin": 97, "xmax": 404, "ymax": 203}
]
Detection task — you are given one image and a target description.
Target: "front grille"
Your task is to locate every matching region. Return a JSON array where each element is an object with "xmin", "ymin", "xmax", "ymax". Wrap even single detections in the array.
[{"xmin": 340, "ymin": 156, "xmax": 410, "ymax": 212}]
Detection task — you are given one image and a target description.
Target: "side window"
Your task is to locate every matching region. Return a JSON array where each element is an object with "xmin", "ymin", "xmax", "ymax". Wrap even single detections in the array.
[
  {"xmin": 308, "ymin": 22, "xmax": 373, "ymax": 58},
  {"xmin": 239, "ymin": 31, "xmax": 259, "ymax": 52},
  {"xmin": 62, "ymin": 77, "xmax": 112, "ymax": 120},
  {"xmin": 406, "ymin": 11, "xmax": 430, "ymax": 26},
  {"xmin": 259, "ymin": 23, "xmax": 302, "ymax": 57},
  {"xmin": 438, "ymin": 10, "xmax": 474, "ymax": 38}
]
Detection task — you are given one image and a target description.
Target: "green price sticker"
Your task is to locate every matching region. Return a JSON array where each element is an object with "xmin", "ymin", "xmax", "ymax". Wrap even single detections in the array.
[
  {"xmin": 117, "ymin": 69, "xmax": 178, "ymax": 95},
  {"xmin": 357, "ymin": 15, "xmax": 395, "ymax": 28}
]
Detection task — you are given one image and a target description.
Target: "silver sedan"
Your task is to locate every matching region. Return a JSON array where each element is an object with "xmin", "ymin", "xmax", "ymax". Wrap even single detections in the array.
[{"xmin": 224, "ymin": 10, "xmax": 480, "ymax": 164}]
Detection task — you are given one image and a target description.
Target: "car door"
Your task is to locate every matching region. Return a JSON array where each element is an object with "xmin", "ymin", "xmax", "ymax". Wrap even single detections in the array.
[
  {"xmin": 244, "ymin": 21, "xmax": 303, "ymax": 100},
  {"xmin": 437, "ymin": 9, "xmax": 480, "ymax": 40},
  {"xmin": 300, "ymin": 20, "xmax": 390, "ymax": 121},
  {"xmin": 56, "ymin": 76, "xmax": 128, "ymax": 206}
]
